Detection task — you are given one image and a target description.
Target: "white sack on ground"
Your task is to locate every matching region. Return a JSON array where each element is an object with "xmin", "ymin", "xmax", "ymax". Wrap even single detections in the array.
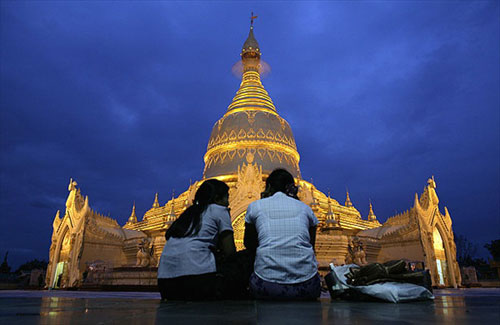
[{"xmin": 329, "ymin": 264, "xmax": 435, "ymax": 303}]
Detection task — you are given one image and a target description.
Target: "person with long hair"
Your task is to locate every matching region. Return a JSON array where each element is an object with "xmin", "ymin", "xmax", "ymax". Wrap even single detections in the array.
[
  {"xmin": 244, "ymin": 168, "xmax": 321, "ymax": 300},
  {"xmin": 158, "ymin": 179, "xmax": 236, "ymax": 300}
]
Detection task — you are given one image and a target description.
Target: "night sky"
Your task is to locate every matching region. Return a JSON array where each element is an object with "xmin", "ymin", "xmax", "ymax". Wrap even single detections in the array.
[{"xmin": 1, "ymin": 1, "xmax": 498, "ymax": 269}]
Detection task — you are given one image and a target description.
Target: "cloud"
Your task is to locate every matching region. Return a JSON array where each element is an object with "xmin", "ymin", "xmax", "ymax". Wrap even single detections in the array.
[{"xmin": 0, "ymin": 1, "xmax": 498, "ymax": 268}]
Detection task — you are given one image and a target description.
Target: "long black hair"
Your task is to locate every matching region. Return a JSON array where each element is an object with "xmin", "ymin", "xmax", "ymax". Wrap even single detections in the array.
[
  {"xmin": 262, "ymin": 168, "xmax": 299, "ymax": 199},
  {"xmin": 165, "ymin": 179, "xmax": 229, "ymax": 240}
]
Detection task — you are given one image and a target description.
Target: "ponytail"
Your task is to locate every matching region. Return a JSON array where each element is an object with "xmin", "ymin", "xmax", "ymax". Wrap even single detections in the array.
[{"xmin": 165, "ymin": 179, "xmax": 229, "ymax": 240}]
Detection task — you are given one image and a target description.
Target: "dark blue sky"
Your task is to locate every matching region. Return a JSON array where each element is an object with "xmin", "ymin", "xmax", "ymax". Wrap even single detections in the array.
[{"xmin": 1, "ymin": 1, "xmax": 498, "ymax": 269}]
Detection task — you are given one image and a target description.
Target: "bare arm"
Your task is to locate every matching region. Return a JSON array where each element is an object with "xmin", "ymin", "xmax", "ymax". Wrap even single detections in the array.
[
  {"xmin": 244, "ymin": 222, "xmax": 258, "ymax": 251},
  {"xmin": 219, "ymin": 230, "xmax": 236, "ymax": 257},
  {"xmin": 309, "ymin": 226, "xmax": 317, "ymax": 251}
]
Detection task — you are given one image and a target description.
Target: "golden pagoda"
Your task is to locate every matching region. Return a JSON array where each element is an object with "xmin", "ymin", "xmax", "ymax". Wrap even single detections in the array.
[
  {"xmin": 204, "ymin": 24, "xmax": 300, "ymax": 179},
  {"xmin": 122, "ymin": 21, "xmax": 377, "ymax": 249},
  {"xmin": 46, "ymin": 20, "xmax": 462, "ymax": 289}
]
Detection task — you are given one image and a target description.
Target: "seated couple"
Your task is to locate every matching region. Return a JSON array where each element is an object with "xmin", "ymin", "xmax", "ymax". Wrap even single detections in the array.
[{"xmin": 157, "ymin": 169, "xmax": 321, "ymax": 301}]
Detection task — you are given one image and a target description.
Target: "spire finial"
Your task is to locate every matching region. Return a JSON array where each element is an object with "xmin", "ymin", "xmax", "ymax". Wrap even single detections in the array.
[
  {"xmin": 241, "ymin": 13, "xmax": 261, "ymax": 63},
  {"xmin": 345, "ymin": 188, "xmax": 353, "ymax": 207},
  {"xmin": 167, "ymin": 190, "xmax": 177, "ymax": 223},
  {"xmin": 127, "ymin": 201, "xmax": 137, "ymax": 224},
  {"xmin": 309, "ymin": 185, "xmax": 319, "ymax": 208},
  {"xmin": 325, "ymin": 190, "xmax": 339, "ymax": 227},
  {"xmin": 153, "ymin": 193, "xmax": 160, "ymax": 208},
  {"xmin": 368, "ymin": 200, "xmax": 377, "ymax": 222},
  {"xmin": 250, "ymin": 12, "xmax": 257, "ymax": 28}
]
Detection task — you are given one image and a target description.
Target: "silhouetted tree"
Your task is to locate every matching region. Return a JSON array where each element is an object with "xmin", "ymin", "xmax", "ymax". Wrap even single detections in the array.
[
  {"xmin": 15, "ymin": 259, "xmax": 48, "ymax": 274},
  {"xmin": 0, "ymin": 252, "xmax": 10, "ymax": 274},
  {"xmin": 455, "ymin": 234, "xmax": 478, "ymax": 266},
  {"xmin": 485, "ymin": 239, "xmax": 500, "ymax": 261}
]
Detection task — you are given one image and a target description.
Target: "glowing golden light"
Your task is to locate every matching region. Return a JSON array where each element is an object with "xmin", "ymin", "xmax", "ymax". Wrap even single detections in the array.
[
  {"xmin": 45, "ymin": 21, "xmax": 462, "ymax": 291},
  {"xmin": 204, "ymin": 141, "xmax": 300, "ymax": 165}
]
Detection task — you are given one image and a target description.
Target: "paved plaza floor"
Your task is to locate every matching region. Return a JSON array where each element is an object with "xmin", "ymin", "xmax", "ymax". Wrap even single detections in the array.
[{"xmin": 0, "ymin": 288, "xmax": 499, "ymax": 324}]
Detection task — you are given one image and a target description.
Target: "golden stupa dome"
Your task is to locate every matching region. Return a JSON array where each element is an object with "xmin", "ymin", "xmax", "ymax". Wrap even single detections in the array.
[{"xmin": 203, "ymin": 25, "xmax": 301, "ymax": 179}]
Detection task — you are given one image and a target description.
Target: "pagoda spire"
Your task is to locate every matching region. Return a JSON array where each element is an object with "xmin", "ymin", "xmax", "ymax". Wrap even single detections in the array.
[
  {"xmin": 345, "ymin": 189, "xmax": 353, "ymax": 207},
  {"xmin": 225, "ymin": 15, "xmax": 276, "ymax": 116},
  {"xmin": 368, "ymin": 200, "xmax": 377, "ymax": 222},
  {"xmin": 167, "ymin": 190, "xmax": 176, "ymax": 223},
  {"xmin": 127, "ymin": 202, "xmax": 137, "ymax": 224},
  {"xmin": 327, "ymin": 191, "xmax": 333, "ymax": 214},
  {"xmin": 309, "ymin": 185, "xmax": 319, "ymax": 211},
  {"xmin": 242, "ymin": 12, "xmax": 260, "ymax": 59},
  {"xmin": 325, "ymin": 191, "xmax": 340, "ymax": 227},
  {"xmin": 152, "ymin": 193, "xmax": 160, "ymax": 208},
  {"xmin": 203, "ymin": 15, "xmax": 301, "ymax": 179}
]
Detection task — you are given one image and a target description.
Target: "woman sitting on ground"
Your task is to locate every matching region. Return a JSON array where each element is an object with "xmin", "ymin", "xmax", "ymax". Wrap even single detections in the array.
[
  {"xmin": 158, "ymin": 179, "xmax": 236, "ymax": 301},
  {"xmin": 244, "ymin": 168, "xmax": 321, "ymax": 300}
]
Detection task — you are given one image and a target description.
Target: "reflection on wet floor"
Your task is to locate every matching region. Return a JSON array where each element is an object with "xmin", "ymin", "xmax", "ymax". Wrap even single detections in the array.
[{"xmin": 1, "ymin": 289, "xmax": 499, "ymax": 324}]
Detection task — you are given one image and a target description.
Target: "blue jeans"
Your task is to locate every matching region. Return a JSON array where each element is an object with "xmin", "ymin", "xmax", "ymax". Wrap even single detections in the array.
[{"xmin": 249, "ymin": 272, "xmax": 321, "ymax": 300}]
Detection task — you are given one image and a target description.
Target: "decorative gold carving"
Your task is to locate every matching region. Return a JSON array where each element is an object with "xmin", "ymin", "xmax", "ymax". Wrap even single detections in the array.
[
  {"xmin": 217, "ymin": 117, "xmax": 225, "ymax": 131},
  {"xmin": 220, "ymin": 151, "xmax": 228, "ymax": 163},
  {"xmin": 246, "ymin": 152, "xmax": 254, "ymax": 164},
  {"xmin": 229, "ymin": 161, "xmax": 265, "ymax": 210},
  {"xmin": 267, "ymin": 150, "xmax": 275, "ymax": 161},
  {"xmin": 204, "ymin": 144, "xmax": 300, "ymax": 173},
  {"xmin": 245, "ymin": 111, "xmax": 258, "ymax": 125},
  {"xmin": 238, "ymin": 148, "xmax": 246, "ymax": 158},
  {"xmin": 238, "ymin": 129, "xmax": 246, "ymax": 139},
  {"xmin": 231, "ymin": 212, "xmax": 247, "ymax": 250},
  {"xmin": 418, "ymin": 177, "xmax": 439, "ymax": 211},
  {"xmin": 257, "ymin": 148, "xmax": 265, "ymax": 160},
  {"xmin": 277, "ymin": 116, "xmax": 286, "ymax": 130},
  {"xmin": 52, "ymin": 210, "xmax": 61, "ymax": 231},
  {"xmin": 276, "ymin": 151, "xmax": 283, "ymax": 163},
  {"xmin": 207, "ymin": 128, "xmax": 297, "ymax": 151}
]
